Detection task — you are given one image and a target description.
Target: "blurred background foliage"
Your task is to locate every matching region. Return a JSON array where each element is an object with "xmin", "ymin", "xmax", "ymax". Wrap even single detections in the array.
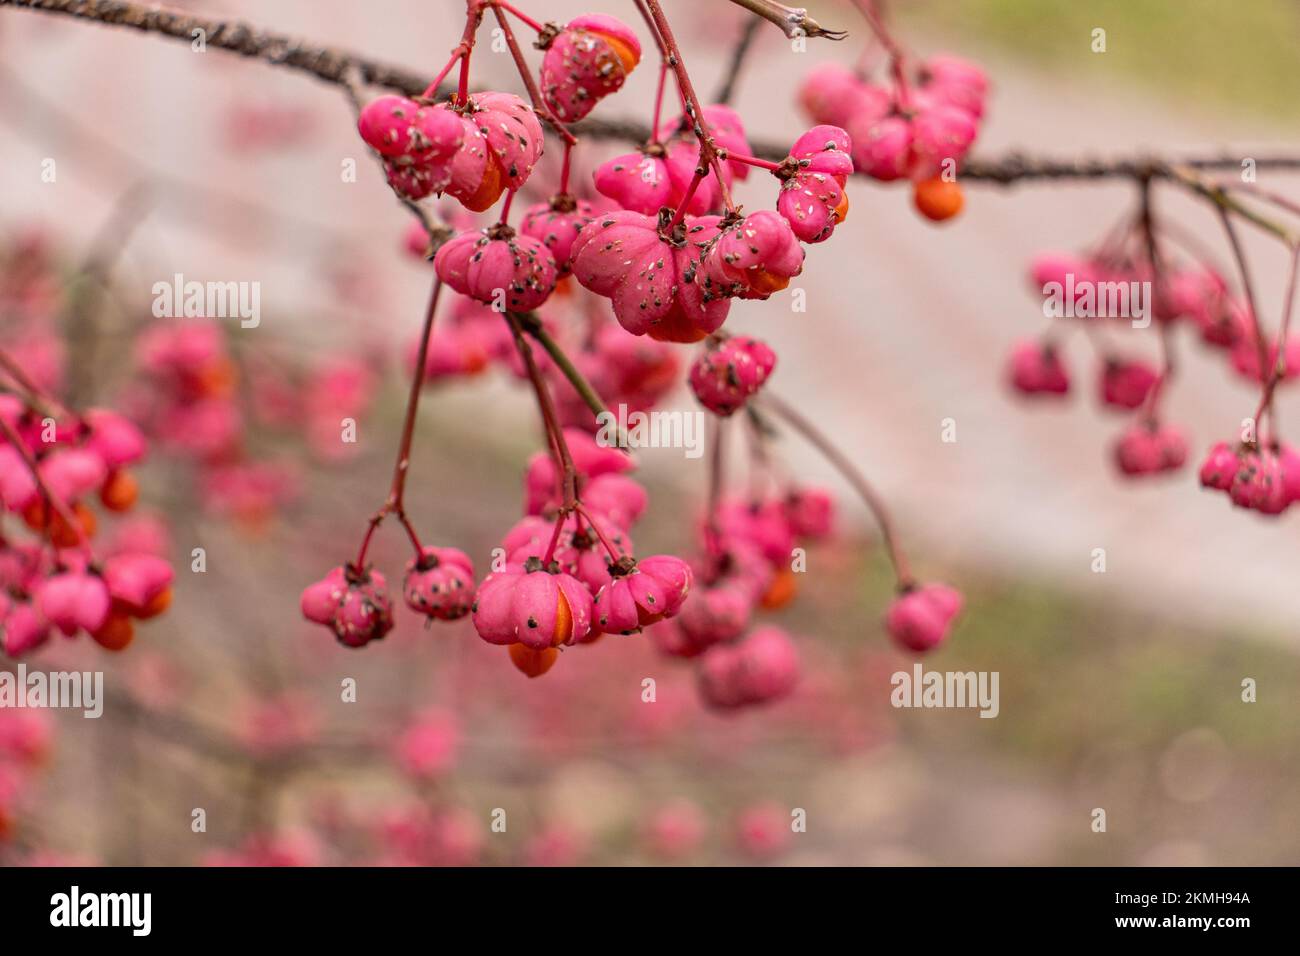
[{"xmin": 905, "ymin": 0, "xmax": 1300, "ymax": 122}]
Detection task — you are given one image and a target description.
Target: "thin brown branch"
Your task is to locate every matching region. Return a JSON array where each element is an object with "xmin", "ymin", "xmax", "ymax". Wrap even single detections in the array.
[
  {"xmin": 4, "ymin": 0, "xmax": 1300, "ymax": 185},
  {"xmin": 0, "ymin": 0, "xmax": 432, "ymax": 93},
  {"xmin": 713, "ymin": 14, "xmax": 762, "ymax": 105},
  {"xmin": 758, "ymin": 393, "xmax": 914, "ymax": 589}
]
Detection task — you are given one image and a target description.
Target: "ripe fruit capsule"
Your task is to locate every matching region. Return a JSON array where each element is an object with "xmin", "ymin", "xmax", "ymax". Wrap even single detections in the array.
[
  {"xmin": 100, "ymin": 470, "xmax": 139, "ymax": 512},
  {"xmin": 913, "ymin": 177, "xmax": 965, "ymax": 222}
]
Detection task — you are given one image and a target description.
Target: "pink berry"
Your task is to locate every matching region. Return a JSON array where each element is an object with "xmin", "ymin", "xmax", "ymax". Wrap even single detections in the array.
[
  {"xmin": 520, "ymin": 196, "xmax": 597, "ymax": 274},
  {"xmin": 394, "ymin": 709, "xmax": 460, "ymax": 779},
  {"xmin": 703, "ymin": 210, "xmax": 804, "ymax": 300},
  {"xmin": 1100, "ymin": 359, "xmax": 1159, "ymax": 410},
  {"xmin": 101, "ymin": 553, "xmax": 174, "ymax": 614},
  {"xmin": 698, "ymin": 626, "xmax": 801, "ymax": 708},
  {"xmin": 466, "ymin": 92, "xmax": 545, "ymax": 192},
  {"xmin": 0, "ymin": 443, "xmax": 39, "ymax": 512},
  {"xmin": 356, "ymin": 95, "xmax": 422, "ymax": 157},
  {"xmin": 593, "ymin": 150, "xmax": 675, "ymax": 215},
  {"xmin": 0, "ymin": 600, "xmax": 49, "ymax": 657},
  {"xmin": 300, "ymin": 565, "xmax": 393, "ymax": 648},
  {"xmin": 674, "ymin": 583, "xmax": 752, "ymax": 651},
  {"xmin": 591, "ymin": 554, "xmax": 692, "ymax": 635},
  {"xmin": 39, "ymin": 447, "xmax": 107, "ymax": 504},
  {"xmin": 1029, "ymin": 252, "xmax": 1097, "ymax": 293},
  {"xmin": 885, "ymin": 584, "xmax": 962, "ymax": 652},
  {"xmin": 1228, "ymin": 448, "xmax": 1289, "ymax": 514},
  {"xmin": 919, "ymin": 53, "xmax": 989, "ymax": 118},
  {"xmin": 472, "ymin": 557, "xmax": 594, "ymax": 650},
  {"xmin": 1277, "ymin": 444, "xmax": 1300, "ymax": 504},
  {"xmin": 403, "ymin": 547, "xmax": 476, "ymax": 620},
  {"xmin": 691, "ymin": 104, "xmax": 754, "ymax": 181},
  {"xmin": 909, "ymin": 104, "xmax": 977, "ymax": 179},
  {"xmin": 434, "ymin": 225, "xmax": 558, "ymax": 312},
  {"xmin": 1231, "ymin": 336, "xmax": 1300, "ymax": 385},
  {"xmin": 1197, "ymin": 298, "xmax": 1249, "ymax": 349},
  {"xmin": 36, "ymin": 571, "xmax": 110, "ymax": 637},
  {"xmin": 777, "ymin": 126, "xmax": 853, "ymax": 243},
  {"xmin": 524, "ymin": 429, "xmax": 635, "ymax": 515},
  {"xmin": 850, "ymin": 114, "xmax": 912, "ymax": 181},
  {"xmin": 1008, "ymin": 340, "xmax": 1069, "ymax": 396},
  {"xmin": 644, "ymin": 800, "xmax": 707, "ymax": 859},
  {"xmin": 785, "ymin": 487, "xmax": 835, "ymax": 539},
  {"xmin": 82, "ymin": 409, "xmax": 147, "ymax": 469},
  {"xmin": 570, "ymin": 210, "xmax": 730, "ymax": 342},
  {"xmin": 735, "ymin": 802, "xmax": 792, "ymax": 858},
  {"xmin": 688, "ymin": 336, "xmax": 777, "ymax": 416},
  {"xmin": 1113, "ymin": 422, "xmax": 1188, "ymax": 477},
  {"xmin": 382, "ymin": 158, "xmax": 448, "ymax": 201},
  {"xmin": 594, "ymin": 140, "xmax": 726, "ymax": 216},
  {"xmin": 798, "ymin": 63, "xmax": 890, "ymax": 129},
  {"xmin": 1199, "ymin": 441, "xmax": 1240, "ymax": 491},
  {"xmin": 581, "ymin": 474, "xmax": 649, "ymax": 530},
  {"xmin": 540, "ymin": 14, "xmax": 642, "ymax": 122},
  {"xmin": 713, "ymin": 497, "xmax": 796, "ymax": 566}
]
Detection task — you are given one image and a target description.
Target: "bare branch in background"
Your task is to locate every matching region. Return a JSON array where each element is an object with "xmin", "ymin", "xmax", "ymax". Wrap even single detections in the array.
[{"xmin": 713, "ymin": 14, "xmax": 762, "ymax": 105}]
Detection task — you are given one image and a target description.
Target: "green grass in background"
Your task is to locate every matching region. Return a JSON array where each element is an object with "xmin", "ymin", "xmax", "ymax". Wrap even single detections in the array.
[{"xmin": 894, "ymin": 0, "xmax": 1300, "ymax": 121}]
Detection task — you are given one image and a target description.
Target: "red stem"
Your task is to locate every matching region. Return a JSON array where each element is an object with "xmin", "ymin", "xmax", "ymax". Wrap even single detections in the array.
[
  {"xmin": 559, "ymin": 141, "xmax": 573, "ymax": 195},
  {"xmin": 453, "ymin": 0, "xmax": 485, "ymax": 106},
  {"xmin": 727, "ymin": 151, "xmax": 783, "ymax": 173},
  {"xmin": 651, "ymin": 61, "xmax": 669, "ymax": 143},
  {"xmin": 542, "ymin": 510, "xmax": 569, "ymax": 565},
  {"xmin": 641, "ymin": 0, "xmax": 736, "ymax": 212},
  {"xmin": 490, "ymin": 4, "xmax": 577, "ymax": 146},
  {"xmin": 666, "ymin": 164, "xmax": 707, "ymax": 230},
  {"xmin": 354, "ymin": 277, "xmax": 443, "ymax": 566},
  {"xmin": 575, "ymin": 505, "xmax": 623, "ymax": 561},
  {"xmin": 498, "ymin": 188, "xmax": 516, "ymax": 225},
  {"xmin": 493, "ymin": 0, "xmax": 544, "ymax": 33},
  {"xmin": 854, "ymin": 0, "xmax": 910, "ymax": 108},
  {"xmin": 424, "ymin": 48, "xmax": 465, "ymax": 98}
]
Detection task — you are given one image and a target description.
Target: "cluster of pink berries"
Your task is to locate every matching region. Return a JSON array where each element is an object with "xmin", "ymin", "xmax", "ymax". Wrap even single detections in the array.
[
  {"xmin": 355, "ymin": 9, "xmax": 856, "ymax": 345},
  {"xmin": 1, "ymin": 392, "xmax": 174, "ymax": 655},
  {"xmin": 475, "ymin": 431, "xmax": 688, "ymax": 677},
  {"xmin": 688, "ymin": 335, "xmax": 777, "ymax": 416},
  {"xmin": 300, "ymin": 544, "xmax": 477, "ymax": 650},
  {"xmin": 652, "ymin": 489, "xmax": 819, "ymax": 707},
  {"xmin": 127, "ymin": 321, "xmax": 380, "ymax": 527},
  {"xmin": 574, "ymin": 123, "xmax": 852, "ymax": 343},
  {"xmin": 1013, "ymin": 216, "xmax": 1300, "ymax": 514},
  {"xmin": 798, "ymin": 51, "xmax": 988, "ymax": 222},
  {"xmin": 1199, "ymin": 440, "xmax": 1300, "ymax": 516},
  {"xmin": 358, "ymin": 90, "xmax": 539, "ymax": 211},
  {"xmin": 304, "ymin": 1, "xmax": 966, "ymax": 696},
  {"xmin": 414, "ymin": 114, "xmax": 854, "ymax": 345}
]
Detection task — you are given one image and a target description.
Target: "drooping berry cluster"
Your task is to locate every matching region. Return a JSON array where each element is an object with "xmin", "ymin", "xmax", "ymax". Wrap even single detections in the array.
[
  {"xmin": 798, "ymin": 45, "xmax": 987, "ymax": 222},
  {"xmin": 301, "ymin": 0, "xmax": 967, "ymax": 701}
]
